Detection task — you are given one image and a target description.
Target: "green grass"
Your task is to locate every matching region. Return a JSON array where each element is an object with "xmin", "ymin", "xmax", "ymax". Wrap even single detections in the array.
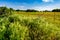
[{"xmin": 0, "ymin": 12, "xmax": 60, "ymax": 40}]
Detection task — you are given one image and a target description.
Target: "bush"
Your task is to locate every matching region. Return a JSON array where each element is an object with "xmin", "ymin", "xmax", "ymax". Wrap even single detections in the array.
[
  {"xmin": 0, "ymin": 7, "xmax": 13, "ymax": 17},
  {"xmin": 26, "ymin": 9, "xmax": 38, "ymax": 12},
  {"xmin": 0, "ymin": 26, "xmax": 6, "ymax": 40},
  {"xmin": 52, "ymin": 9, "xmax": 60, "ymax": 12}
]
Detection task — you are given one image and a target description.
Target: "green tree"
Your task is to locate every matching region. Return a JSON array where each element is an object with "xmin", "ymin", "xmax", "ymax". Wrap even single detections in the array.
[{"xmin": 52, "ymin": 9, "xmax": 60, "ymax": 12}]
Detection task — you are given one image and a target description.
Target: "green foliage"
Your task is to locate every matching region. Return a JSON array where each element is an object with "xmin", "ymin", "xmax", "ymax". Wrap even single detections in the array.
[
  {"xmin": 0, "ymin": 26, "xmax": 6, "ymax": 40},
  {"xmin": 52, "ymin": 9, "xmax": 60, "ymax": 12},
  {"xmin": 0, "ymin": 7, "xmax": 13, "ymax": 17},
  {"xmin": 26, "ymin": 9, "xmax": 38, "ymax": 12},
  {"xmin": 9, "ymin": 22, "xmax": 28, "ymax": 40}
]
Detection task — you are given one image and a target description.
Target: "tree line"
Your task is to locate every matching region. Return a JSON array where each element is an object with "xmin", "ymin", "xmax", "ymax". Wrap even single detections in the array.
[
  {"xmin": 15, "ymin": 9, "xmax": 60, "ymax": 12},
  {"xmin": 0, "ymin": 7, "xmax": 60, "ymax": 15}
]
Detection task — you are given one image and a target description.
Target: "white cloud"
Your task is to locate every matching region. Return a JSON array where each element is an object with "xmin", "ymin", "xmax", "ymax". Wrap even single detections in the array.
[
  {"xmin": 19, "ymin": 6, "xmax": 24, "ymax": 8},
  {"xmin": 32, "ymin": 3, "xmax": 60, "ymax": 11},
  {"xmin": 18, "ymin": 6, "xmax": 25, "ymax": 10},
  {"xmin": 42, "ymin": 0, "xmax": 54, "ymax": 2}
]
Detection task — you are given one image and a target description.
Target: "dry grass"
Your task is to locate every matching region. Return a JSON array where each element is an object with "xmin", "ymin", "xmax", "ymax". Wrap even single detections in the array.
[{"xmin": 15, "ymin": 12, "xmax": 60, "ymax": 27}]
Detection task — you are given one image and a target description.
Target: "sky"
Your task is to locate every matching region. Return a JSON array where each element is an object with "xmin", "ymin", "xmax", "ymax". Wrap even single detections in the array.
[{"xmin": 0, "ymin": 0, "xmax": 60, "ymax": 11}]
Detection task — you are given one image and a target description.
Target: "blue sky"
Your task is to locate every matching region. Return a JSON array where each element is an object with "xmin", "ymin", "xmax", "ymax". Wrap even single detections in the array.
[{"xmin": 0, "ymin": 0, "xmax": 60, "ymax": 11}]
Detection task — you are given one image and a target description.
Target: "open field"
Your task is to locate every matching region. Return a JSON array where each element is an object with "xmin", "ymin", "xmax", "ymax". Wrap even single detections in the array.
[
  {"xmin": 0, "ymin": 0, "xmax": 60, "ymax": 40},
  {"xmin": 0, "ymin": 12, "xmax": 60, "ymax": 40},
  {"xmin": 16, "ymin": 12, "xmax": 60, "ymax": 27}
]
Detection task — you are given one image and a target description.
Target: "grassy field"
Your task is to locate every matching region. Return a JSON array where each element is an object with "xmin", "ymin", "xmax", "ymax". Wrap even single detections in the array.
[
  {"xmin": 0, "ymin": 12, "xmax": 60, "ymax": 40},
  {"xmin": 16, "ymin": 12, "xmax": 60, "ymax": 27}
]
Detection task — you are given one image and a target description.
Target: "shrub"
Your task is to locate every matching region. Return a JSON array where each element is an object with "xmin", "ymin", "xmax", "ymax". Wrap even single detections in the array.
[
  {"xmin": 0, "ymin": 26, "xmax": 6, "ymax": 40},
  {"xmin": 52, "ymin": 9, "xmax": 60, "ymax": 12}
]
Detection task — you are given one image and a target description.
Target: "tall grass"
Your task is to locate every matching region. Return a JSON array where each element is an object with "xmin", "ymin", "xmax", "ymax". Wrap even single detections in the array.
[{"xmin": 0, "ymin": 12, "xmax": 60, "ymax": 40}]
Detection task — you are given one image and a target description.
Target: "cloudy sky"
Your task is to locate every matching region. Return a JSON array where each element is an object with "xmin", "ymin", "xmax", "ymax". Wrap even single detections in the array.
[{"xmin": 0, "ymin": 0, "xmax": 60, "ymax": 11}]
